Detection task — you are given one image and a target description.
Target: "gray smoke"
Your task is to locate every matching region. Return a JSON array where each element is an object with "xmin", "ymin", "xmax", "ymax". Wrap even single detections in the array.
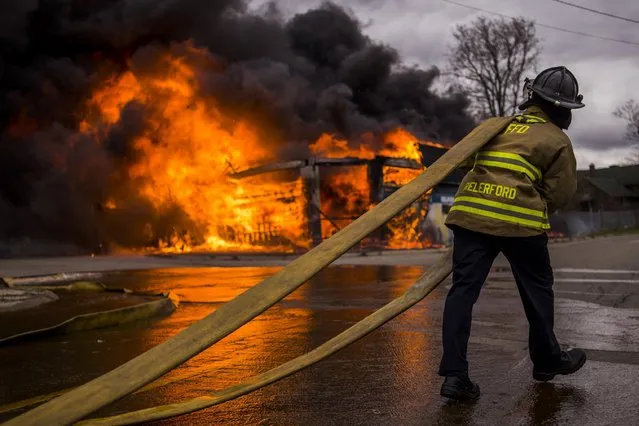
[{"xmin": 0, "ymin": 0, "xmax": 475, "ymax": 254}]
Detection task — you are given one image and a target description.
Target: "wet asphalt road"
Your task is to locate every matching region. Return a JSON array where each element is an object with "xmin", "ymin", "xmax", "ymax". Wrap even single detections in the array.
[{"xmin": 1, "ymin": 235, "xmax": 638, "ymax": 425}]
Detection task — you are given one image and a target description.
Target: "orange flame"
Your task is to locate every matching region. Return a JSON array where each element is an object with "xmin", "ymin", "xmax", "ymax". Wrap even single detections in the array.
[
  {"xmin": 382, "ymin": 165, "xmax": 421, "ymax": 187},
  {"xmin": 309, "ymin": 128, "xmax": 424, "ymax": 162},
  {"xmin": 81, "ymin": 44, "xmax": 444, "ymax": 253},
  {"xmin": 320, "ymin": 165, "xmax": 372, "ymax": 239}
]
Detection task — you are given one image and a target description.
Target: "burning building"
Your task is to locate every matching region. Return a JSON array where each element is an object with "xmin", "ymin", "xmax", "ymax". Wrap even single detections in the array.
[
  {"xmin": 225, "ymin": 138, "xmax": 450, "ymax": 253},
  {"xmin": 0, "ymin": 1, "xmax": 475, "ymax": 256}
]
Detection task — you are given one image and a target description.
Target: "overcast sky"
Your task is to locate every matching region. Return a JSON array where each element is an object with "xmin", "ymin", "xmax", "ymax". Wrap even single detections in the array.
[{"xmin": 254, "ymin": 0, "xmax": 639, "ymax": 169}]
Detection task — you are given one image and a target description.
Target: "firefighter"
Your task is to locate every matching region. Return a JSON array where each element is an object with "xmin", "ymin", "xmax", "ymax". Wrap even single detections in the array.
[{"xmin": 439, "ymin": 66, "xmax": 587, "ymax": 401}]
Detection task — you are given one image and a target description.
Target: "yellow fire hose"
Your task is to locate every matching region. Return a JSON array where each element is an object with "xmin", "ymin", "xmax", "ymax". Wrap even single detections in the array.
[
  {"xmin": 7, "ymin": 116, "xmax": 513, "ymax": 426},
  {"xmin": 0, "ymin": 293, "xmax": 178, "ymax": 345},
  {"xmin": 78, "ymin": 249, "xmax": 452, "ymax": 425},
  {"xmin": 0, "ymin": 250, "xmax": 451, "ymax": 423},
  {"xmin": 0, "ymin": 361, "xmax": 211, "ymax": 416}
]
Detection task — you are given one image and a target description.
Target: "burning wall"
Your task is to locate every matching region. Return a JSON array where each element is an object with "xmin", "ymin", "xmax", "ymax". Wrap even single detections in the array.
[
  {"xmin": 0, "ymin": 1, "xmax": 475, "ymax": 255},
  {"xmin": 228, "ymin": 148, "xmax": 440, "ymax": 253}
]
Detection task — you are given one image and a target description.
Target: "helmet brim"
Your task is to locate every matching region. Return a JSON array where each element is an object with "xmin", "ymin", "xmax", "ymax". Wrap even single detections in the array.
[{"xmin": 534, "ymin": 90, "xmax": 585, "ymax": 109}]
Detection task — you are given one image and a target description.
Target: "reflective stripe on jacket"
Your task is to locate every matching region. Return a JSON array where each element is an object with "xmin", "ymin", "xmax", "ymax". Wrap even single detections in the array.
[
  {"xmin": 445, "ymin": 106, "xmax": 577, "ymax": 237},
  {"xmin": 474, "ymin": 151, "xmax": 542, "ymax": 182}
]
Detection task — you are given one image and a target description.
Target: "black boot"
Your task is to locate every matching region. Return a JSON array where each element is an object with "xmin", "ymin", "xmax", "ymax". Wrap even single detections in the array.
[
  {"xmin": 440, "ymin": 375, "xmax": 480, "ymax": 401},
  {"xmin": 533, "ymin": 348, "xmax": 587, "ymax": 382}
]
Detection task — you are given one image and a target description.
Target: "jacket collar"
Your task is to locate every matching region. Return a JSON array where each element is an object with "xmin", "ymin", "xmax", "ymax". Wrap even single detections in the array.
[{"xmin": 521, "ymin": 105, "xmax": 550, "ymax": 123}]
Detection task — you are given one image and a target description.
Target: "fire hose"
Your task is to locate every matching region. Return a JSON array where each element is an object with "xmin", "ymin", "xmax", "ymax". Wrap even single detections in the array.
[
  {"xmin": 78, "ymin": 249, "xmax": 452, "ymax": 425},
  {"xmin": 7, "ymin": 116, "xmax": 513, "ymax": 426}
]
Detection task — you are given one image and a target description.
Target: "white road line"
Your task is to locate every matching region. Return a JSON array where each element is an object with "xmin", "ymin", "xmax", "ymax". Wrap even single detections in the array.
[
  {"xmin": 446, "ymin": 285, "xmax": 632, "ymax": 294},
  {"xmin": 555, "ymin": 290, "xmax": 627, "ymax": 296},
  {"xmin": 554, "ymin": 278, "xmax": 639, "ymax": 284},
  {"xmin": 555, "ymin": 268, "xmax": 639, "ymax": 274}
]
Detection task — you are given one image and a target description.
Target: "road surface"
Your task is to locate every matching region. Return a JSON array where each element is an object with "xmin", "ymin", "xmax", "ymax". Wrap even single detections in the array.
[{"xmin": 0, "ymin": 234, "xmax": 638, "ymax": 424}]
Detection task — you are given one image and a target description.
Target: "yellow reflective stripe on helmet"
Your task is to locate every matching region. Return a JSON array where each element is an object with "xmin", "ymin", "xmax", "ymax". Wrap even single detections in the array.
[
  {"xmin": 450, "ymin": 205, "xmax": 551, "ymax": 229},
  {"xmin": 475, "ymin": 159, "xmax": 538, "ymax": 182},
  {"xmin": 476, "ymin": 150, "xmax": 542, "ymax": 181},
  {"xmin": 454, "ymin": 196, "xmax": 547, "ymax": 218}
]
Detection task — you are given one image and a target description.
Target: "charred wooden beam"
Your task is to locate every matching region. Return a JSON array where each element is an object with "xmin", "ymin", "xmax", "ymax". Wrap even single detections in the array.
[
  {"xmin": 367, "ymin": 157, "xmax": 384, "ymax": 204},
  {"xmin": 229, "ymin": 160, "xmax": 306, "ymax": 179},
  {"xmin": 378, "ymin": 156, "xmax": 423, "ymax": 170},
  {"xmin": 300, "ymin": 161, "xmax": 323, "ymax": 247},
  {"xmin": 324, "ymin": 216, "xmax": 360, "ymax": 221},
  {"xmin": 230, "ymin": 156, "xmax": 421, "ymax": 180},
  {"xmin": 314, "ymin": 157, "xmax": 369, "ymax": 167},
  {"xmin": 367, "ymin": 157, "xmax": 385, "ymax": 243}
]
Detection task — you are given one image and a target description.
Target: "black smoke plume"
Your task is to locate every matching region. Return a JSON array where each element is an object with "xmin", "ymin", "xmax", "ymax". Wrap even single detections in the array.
[{"xmin": 0, "ymin": 0, "xmax": 475, "ymax": 255}]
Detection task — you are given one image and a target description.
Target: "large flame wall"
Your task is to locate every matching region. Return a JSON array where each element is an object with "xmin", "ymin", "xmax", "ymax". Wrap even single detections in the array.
[
  {"xmin": 76, "ymin": 46, "xmax": 444, "ymax": 253},
  {"xmin": 0, "ymin": 2, "xmax": 477, "ymax": 256}
]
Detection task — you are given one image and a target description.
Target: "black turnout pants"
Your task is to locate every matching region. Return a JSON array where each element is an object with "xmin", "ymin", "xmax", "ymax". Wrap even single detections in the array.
[{"xmin": 438, "ymin": 225, "xmax": 562, "ymax": 377}]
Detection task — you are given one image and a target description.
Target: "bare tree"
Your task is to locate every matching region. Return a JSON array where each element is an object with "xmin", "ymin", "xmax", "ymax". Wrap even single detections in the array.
[
  {"xmin": 448, "ymin": 16, "xmax": 541, "ymax": 119},
  {"xmin": 613, "ymin": 99, "xmax": 639, "ymax": 164},
  {"xmin": 614, "ymin": 99, "xmax": 639, "ymax": 141}
]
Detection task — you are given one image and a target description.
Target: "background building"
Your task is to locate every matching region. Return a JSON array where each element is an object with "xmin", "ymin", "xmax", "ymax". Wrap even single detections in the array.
[
  {"xmin": 570, "ymin": 164, "xmax": 639, "ymax": 211},
  {"xmin": 552, "ymin": 163, "xmax": 639, "ymax": 237}
]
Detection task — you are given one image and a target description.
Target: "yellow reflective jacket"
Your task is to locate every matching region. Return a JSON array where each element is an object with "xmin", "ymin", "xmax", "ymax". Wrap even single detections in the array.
[{"xmin": 445, "ymin": 106, "xmax": 577, "ymax": 237}]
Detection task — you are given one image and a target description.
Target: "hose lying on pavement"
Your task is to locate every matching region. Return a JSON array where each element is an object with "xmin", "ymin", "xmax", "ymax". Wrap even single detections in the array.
[
  {"xmin": 0, "ymin": 251, "xmax": 452, "ymax": 421},
  {"xmin": 0, "ymin": 293, "xmax": 179, "ymax": 345},
  {"xmin": 0, "ymin": 361, "xmax": 226, "ymax": 416},
  {"xmin": 1, "ymin": 273, "xmax": 106, "ymax": 287},
  {"xmin": 7, "ymin": 116, "xmax": 513, "ymax": 426},
  {"xmin": 78, "ymin": 249, "xmax": 453, "ymax": 425}
]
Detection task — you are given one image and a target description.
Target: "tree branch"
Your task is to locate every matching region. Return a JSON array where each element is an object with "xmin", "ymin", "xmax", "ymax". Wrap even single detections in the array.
[{"xmin": 447, "ymin": 16, "xmax": 541, "ymax": 118}]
